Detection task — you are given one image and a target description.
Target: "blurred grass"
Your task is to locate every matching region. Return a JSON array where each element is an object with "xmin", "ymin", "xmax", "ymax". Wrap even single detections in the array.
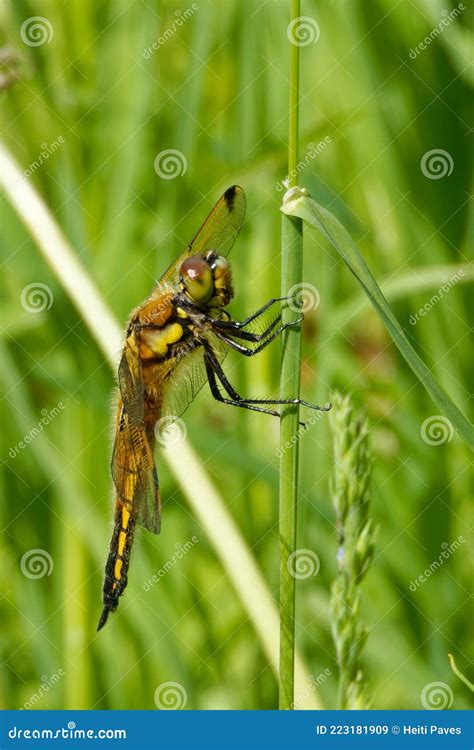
[{"xmin": 0, "ymin": 0, "xmax": 472, "ymax": 710}]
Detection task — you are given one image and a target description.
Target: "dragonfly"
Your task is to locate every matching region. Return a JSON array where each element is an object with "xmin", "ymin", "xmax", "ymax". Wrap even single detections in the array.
[{"xmin": 98, "ymin": 185, "xmax": 329, "ymax": 630}]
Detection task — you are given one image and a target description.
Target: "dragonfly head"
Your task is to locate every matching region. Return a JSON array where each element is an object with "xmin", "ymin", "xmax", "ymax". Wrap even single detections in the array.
[{"xmin": 179, "ymin": 252, "xmax": 233, "ymax": 308}]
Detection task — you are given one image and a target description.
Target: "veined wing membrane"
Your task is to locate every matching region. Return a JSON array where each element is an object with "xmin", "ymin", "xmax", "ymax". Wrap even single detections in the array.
[
  {"xmin": 162, "ymin": 185, "xmax": 246, "ymax": 286},
  {"xmin": 160, "ymin": 333, "xmax": 228, "ymax": 422},
  {"xmin": 114, "ymin": 329, "xmax": 160, "ymax": 534},
  {"xmin": 117, "ymin": 325, "xmax": 144, "ymax": 426},
  {"xmin": 112, "ymin": 407, "xmax": 161, "ymax": 534}
]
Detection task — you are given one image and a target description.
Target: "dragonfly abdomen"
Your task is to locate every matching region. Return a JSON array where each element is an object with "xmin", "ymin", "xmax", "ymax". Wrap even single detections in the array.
[{"xmin": 97, "ymin": 502, "xmax": 136, "ymax": 630}]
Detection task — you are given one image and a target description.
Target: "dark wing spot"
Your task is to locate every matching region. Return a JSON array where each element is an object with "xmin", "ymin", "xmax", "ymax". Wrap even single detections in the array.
[{"xmin": 224, "ymin": 185, "xmax": 238, "ymax": 210}]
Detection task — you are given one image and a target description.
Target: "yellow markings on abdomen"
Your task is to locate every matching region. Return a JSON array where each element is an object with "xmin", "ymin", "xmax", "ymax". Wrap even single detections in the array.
[
  {"xmin": 113, "ymin": 504, "xmax": 131, "ymax": 584},
  {"xmin": 114, "ymin": 559, "xmax": 123, "ymax": 581},
  {"xmin": 117, "ymin": 531, "xmax": 126, "ymax": 556}
]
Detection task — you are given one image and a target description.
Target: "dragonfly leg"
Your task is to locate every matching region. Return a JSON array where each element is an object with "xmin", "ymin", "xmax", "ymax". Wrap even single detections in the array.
[
  {"xmin": 204, "ymin": 348, "xmax": 281, "ymax": 419},
  {"xmin": 214, "ymin": 317, "xmax": 304, "ymax": 355},
  {"xmin": 223, "ymin": 395, "xmax": 330, "ymax": 412},
  {"xmin": 211, "ymin": 313, "xmax": 283, "ymax": 342},
  {"xmin": 206, "ymin": 296, "xmax": 294, "ymax": 330},
  {"xmin": 204, "ymin": 345, "xmax": 318, "ymax": 422}
]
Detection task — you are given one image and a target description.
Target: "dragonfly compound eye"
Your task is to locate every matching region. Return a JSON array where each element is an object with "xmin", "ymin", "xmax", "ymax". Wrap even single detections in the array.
[{"xmin": 180, "ymin": 255, "xmax": 214, "ymax": 303}]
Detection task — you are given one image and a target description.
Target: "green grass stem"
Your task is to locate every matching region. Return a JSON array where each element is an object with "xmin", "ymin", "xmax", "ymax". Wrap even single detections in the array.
[{"xmin": 279, "ymin": 0, "xmax": 303, "ymax": 710}]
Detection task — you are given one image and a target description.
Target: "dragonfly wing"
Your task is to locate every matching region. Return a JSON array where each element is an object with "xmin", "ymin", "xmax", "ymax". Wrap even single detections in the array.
[
  {"xmin": 160, "ymin": 334, "xmax": 227, "ymax": 422},
  {"xmin": 162, "ymin": 186, "xmax": 246, "ymax": 286},
  {"xmin": 117, "ymin": 327, "xmax": 144, "ymax": 426},
  {"xmin": 111, "ymin": 406, "xmax": 161, "ymax": 534}
]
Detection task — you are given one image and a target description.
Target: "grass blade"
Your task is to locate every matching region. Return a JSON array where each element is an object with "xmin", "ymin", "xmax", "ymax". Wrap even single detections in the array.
[
  {"xmin": 279, "ymin": 213, "xmax": 302, "ymax": 710},
  {"xmin": 278, "ymin": 0, "xmax": 303, "ymax": 710},
  {"xmin": 282, "ymin": 191, "xmax": 474, "ymax": 448},
  {"xmin": 332, "ymin": 263, "xmax": 474, "ymax": 331}
]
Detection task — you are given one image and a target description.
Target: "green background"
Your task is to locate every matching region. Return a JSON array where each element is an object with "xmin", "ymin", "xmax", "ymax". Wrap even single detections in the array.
[{"xmin": 0, "ymin": 0, "xmax": 472, "ymax": 710}]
